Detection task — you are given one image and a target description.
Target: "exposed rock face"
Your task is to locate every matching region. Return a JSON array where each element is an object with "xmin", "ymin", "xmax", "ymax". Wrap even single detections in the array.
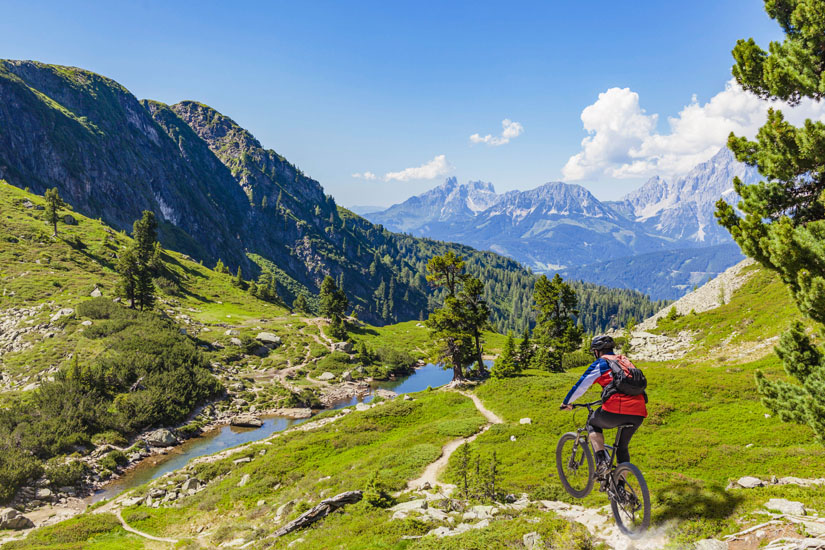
[
  {"xmin": 0, "ymin": 60, "xmax": 471, "ymax": 326},
  {"xmin": 617, "ymin": 148, "xmax": 760, "ymax": 245},
  {"xmin": 0, "ymin": 508, "xmax": 34, "ymax": 530},
  {"xmin": 145, "ymin": 428, "xmax": 177, "ymax": 447},
  {"xmin": 637, "ymin": 258, "xmax": 756, "ymax": 330}
]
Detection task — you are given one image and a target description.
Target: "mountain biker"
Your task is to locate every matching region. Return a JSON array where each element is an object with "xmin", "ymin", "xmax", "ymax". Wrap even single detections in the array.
[{"xmin": 560, "ymin": 335, "xmax": 647, "ymax": 475}]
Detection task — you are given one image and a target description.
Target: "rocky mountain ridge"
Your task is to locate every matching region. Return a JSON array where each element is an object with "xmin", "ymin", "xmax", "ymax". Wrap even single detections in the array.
[
  {"xmin": 364, "ymin": 147, "xmax": 760, "ymax": 298},
  {"xmin": 0, "ymin": 59, "xmax": 538, "ymax": 327}
]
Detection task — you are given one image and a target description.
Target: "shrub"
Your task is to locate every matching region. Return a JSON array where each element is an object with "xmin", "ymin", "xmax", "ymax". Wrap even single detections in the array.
[
  {"xmin": 375, "ymin": 347, "xmax": 416, "ymax": 370},
  {"xmin": 154, "ymin": 275, "xmax": 181, "ymax": 296},
  {"xmin": 2, "ymin": 514, "xmax": 121, "ymax": 548},
  {"xmin": 45, "ymin": 459, "xmax": 89, "ymax": 487},
  {"xmin": 98, "ymin": 450, "xmax": 128, "ymax": 471},
  {"xmin": 0, "ymin": 447, "xmax": 44, "ymax": 502},
  {"xmin": 363, "ymin": 472, "xmax": 394, "ymax": 508},
  {"xmin": 77, "ymin": 297, "xmax": 133, "ymax": 320},
  {"xmin": 561, "ymin": 350, "xmax": 592, "ymax": 370},
  {"xmin": 91, "ymin": 431, "xmax": 128, "ymax": 447},
  {"xmin": 314, "ymin": 351, "xmax": 351, "ymax": 374}
]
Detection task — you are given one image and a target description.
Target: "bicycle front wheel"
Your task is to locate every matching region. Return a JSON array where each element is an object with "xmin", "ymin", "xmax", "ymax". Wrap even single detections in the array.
[
  {"xmin": 555, "ymin": 432, "xmax": 595, "ymax": 498},
  {"xmin": 610, "ymin": 462, "xmax": 651, "ymax": 537}
]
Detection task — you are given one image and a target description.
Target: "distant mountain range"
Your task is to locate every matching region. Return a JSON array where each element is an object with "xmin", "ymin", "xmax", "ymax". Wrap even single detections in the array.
[{"xmin": 364, "ymin": 148, "xmax": 758, "ymax": 299}]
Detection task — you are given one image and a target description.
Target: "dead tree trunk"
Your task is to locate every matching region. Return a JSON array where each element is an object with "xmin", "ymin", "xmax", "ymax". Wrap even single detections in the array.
[{"xmin": 272, "ymin": 491, "xmax": 362, "ymax": 538}]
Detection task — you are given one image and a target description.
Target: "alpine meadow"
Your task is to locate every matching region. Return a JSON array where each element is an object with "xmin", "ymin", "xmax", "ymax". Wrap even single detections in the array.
[{"xmin": 2, "ymin": 2, "xmax": 825, "ymax": 550}]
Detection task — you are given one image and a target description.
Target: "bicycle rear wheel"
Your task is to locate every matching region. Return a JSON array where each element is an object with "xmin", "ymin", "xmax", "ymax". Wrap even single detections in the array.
[
  {"xmin": 610, "ymin": 462, "xmax": 650, "ymax": 537},
  {"xmin": 555, "ymin": 432, "xmax": 595, "ymax": 498}
]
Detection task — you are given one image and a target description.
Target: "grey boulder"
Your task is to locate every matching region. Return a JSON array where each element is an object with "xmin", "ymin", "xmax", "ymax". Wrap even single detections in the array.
[
  {"xmin": 256, "ymin": 332, "xmax": 282, "ymax": 347},
  {"xmin": 0, "ymin": 508, "xmax": 34, "ymax": 530},
  {"xmin": 145, "ymin": 428, "xmax": 177, "ymax": 447}
]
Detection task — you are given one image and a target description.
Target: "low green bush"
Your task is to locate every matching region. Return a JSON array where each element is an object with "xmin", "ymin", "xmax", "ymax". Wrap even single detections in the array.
[
  {"xmin": 98, "ymin": 450, "xmax": 128, "ymax": 471},
  {"xmin": 1, "ymin": 513, "xmax": 121, "ymax": 548},
  {"xmin": 76, "ymin": 297, "xmax": 134, "ymax": 320},
  {"xmin": 562, "ymin": 350, "xmax": 593, "ymax": 370},
  {"xmin": 90, "ymin": 430, "xmax": 128, "ymax": 447},
  {"xmin": 44, "ymin": 459, "xmax": 89, "ymax": 488}
]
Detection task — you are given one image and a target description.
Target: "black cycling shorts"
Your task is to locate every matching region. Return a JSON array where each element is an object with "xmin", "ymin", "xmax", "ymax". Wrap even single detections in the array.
[{"xmin": 587, "ymin": 407, "xmax": 644, "ymax": 464}]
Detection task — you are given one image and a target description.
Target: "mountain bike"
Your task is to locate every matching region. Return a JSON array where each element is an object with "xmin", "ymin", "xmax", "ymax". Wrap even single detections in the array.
[{"xmin": 556, "ymin": 400, "xmax": 651, "ymax": 537}]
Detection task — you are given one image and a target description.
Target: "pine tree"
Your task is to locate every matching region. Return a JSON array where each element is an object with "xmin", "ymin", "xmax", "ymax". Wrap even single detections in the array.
[
  {"xmin": 425, "ymin": 253, "xmax": 489, "ymax": 381},
  {"xmin": 492, "ymin": 332, "xmax": 517, "ymax": 379},
  {"xmin": 320, "ymin": 275, "xmax": 348, "ymax": 340},
  {"xmin": 235, "ymin": 266, "xmax": 243, "ymax": 288},
  {"xmin": 116, "ymin": 247, "xmax": 139, "ymax": 308},
  {"xmin": 517, "ymin": 328, "xmax": 533, "ymax": 369},
  {"xmin": 44, "ymin": 187, "xmax": 66, "ymax": 237},
  {"xmin": 715, "ymin": 1, "xmax": 825, "ymax": 441},
  {"xmin": 131, "ymin": 211, "xmax": 157, "ymax": 311},
  {"xmin": 460, "ymin": 277, "xmax": 491, "ymax": 375},
  {"xmin": 426, "ymin": 251, "xmax": 467, "ymax": 297},
  {"xmin": 215, "ymin": 259, "xmax": 228, "ymax": 274},
  {"xmin": 530, "ymin": 274, "xmax": 582, "ymax": 372},
  {"xmin": 293, "ymin": 293, "xmax": 309, "ymax": 314}
]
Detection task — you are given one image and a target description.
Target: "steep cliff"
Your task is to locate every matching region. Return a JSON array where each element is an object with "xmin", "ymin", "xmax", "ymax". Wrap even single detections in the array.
[{"xmin": 0, "ymin": 60, "xmax": 543, "ymax": 327}]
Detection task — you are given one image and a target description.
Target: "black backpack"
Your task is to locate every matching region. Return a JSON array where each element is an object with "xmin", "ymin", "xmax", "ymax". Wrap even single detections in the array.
[{"xmin": 601, "ymin": 355, "xmax": 648, "ymax": 402}]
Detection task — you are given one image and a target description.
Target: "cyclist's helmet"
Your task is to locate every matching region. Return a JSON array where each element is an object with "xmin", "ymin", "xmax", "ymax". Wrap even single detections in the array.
[{"xmin": 589, "ymin": 335, "xmax": 615, "ymax": 352}]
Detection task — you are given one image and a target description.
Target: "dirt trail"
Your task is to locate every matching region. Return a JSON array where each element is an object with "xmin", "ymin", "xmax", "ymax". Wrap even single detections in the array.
[
  {"xmin": 406, "ymin": 390, "xmax": 503, "ymax": 491},
  {"xmin": 116, "ymin": 509, "xmax": 178, "ymax": 544}
]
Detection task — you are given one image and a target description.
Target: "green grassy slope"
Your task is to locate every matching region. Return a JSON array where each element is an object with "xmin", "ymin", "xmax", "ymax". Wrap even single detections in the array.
[{"xmin": 446, "ymin": 266, "xmax": 824, "ymax": 543}]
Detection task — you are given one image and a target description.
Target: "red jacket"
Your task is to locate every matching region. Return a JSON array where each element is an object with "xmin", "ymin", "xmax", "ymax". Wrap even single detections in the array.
[{"xmin": 563, "ymin": 354, "xmax": 647, "ymax": 417}]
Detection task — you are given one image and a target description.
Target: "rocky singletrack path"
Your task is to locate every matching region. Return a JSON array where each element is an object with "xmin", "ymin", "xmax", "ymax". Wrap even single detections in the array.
[
  {"xmin": 406, "ymin": 389, "xmax": 503, "ymax": 491},
  {"xmin": 115, "ymin": 509, "xmax": 178, "ymax": 544}
]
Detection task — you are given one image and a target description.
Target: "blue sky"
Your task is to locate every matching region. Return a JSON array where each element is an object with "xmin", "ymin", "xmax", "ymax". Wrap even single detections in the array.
[{"xmin": 1, "ymin": 0, "xmax": 789, "ymax": 206}]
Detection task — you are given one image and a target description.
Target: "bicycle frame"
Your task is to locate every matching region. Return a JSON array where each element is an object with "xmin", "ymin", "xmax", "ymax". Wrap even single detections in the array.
[
  {"xmin": 559, "ymin": 400, "xmax": 651, "ymax": 537},
  {"xmin": 568, "ymin": 401, "xmax": 628, "ymax": 485}
]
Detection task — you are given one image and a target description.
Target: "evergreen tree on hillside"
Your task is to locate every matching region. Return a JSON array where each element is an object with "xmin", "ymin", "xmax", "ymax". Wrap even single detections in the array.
[
  {"xmin": 492, "ymin": 333, "xmax": 517, "ymax": 379},
  {"xmin": 320, "ymin": 275, "xmax": 348, "ymax": 340},
  {"xmin": 715, "ymin": 0, "xmax": 825, "ymax": 441},
  {"xmin": 117, "ymin": 211, "xmax": 159, "ymax": 311},
  {"xmin": 518, "ymin": 328, "xmax": 533, "ymax": 367},
  {"xmin": 426, "ymin": 251, "xmax": 467, "ymax": 297},
  {"xmin": 460, "ymin": 277, "xmax": 491, "ymax": 375},
  {"xmin": 425, "ymin": 253, "xmax": 490, "ymax": 382},
  {"xmin": 293, "ymin": 293, "xmax": 309, "ymax": 314},
  {"xmin": 44, "ymin": 187, "xmax": 65, "ymax": 237},
  {"xmin": 132, "ymin": 211, "xmax": 158, "ymax": 311},
  {"xmin": 116, "ymin": 247, "xmax": 139, "ymax": 308},
  {"xmin": 530, "ymin": 274, "xmax": 583, "ymax": 372}
]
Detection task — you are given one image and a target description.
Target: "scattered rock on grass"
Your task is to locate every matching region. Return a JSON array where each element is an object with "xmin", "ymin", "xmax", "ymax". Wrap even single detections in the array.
[{"xmin": 765, "ymin": 498, "xmax": 806, "ymax": 516}]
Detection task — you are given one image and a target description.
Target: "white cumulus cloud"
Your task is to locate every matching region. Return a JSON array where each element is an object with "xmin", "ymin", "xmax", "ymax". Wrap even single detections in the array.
[
  {"xmin": 562, "ymin": 80, "xmax": 825, "ymax": 181},
  {"xmin": 470, "ymin": 118, "xmax": 524, "ymax": 146},
  {"xmin": 351, "ymin": 171, "xmax": 377, "ymax": 180},
  {"xmin": 383, "ymin": 154, "xmax": 452, "ymax": 182}
]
